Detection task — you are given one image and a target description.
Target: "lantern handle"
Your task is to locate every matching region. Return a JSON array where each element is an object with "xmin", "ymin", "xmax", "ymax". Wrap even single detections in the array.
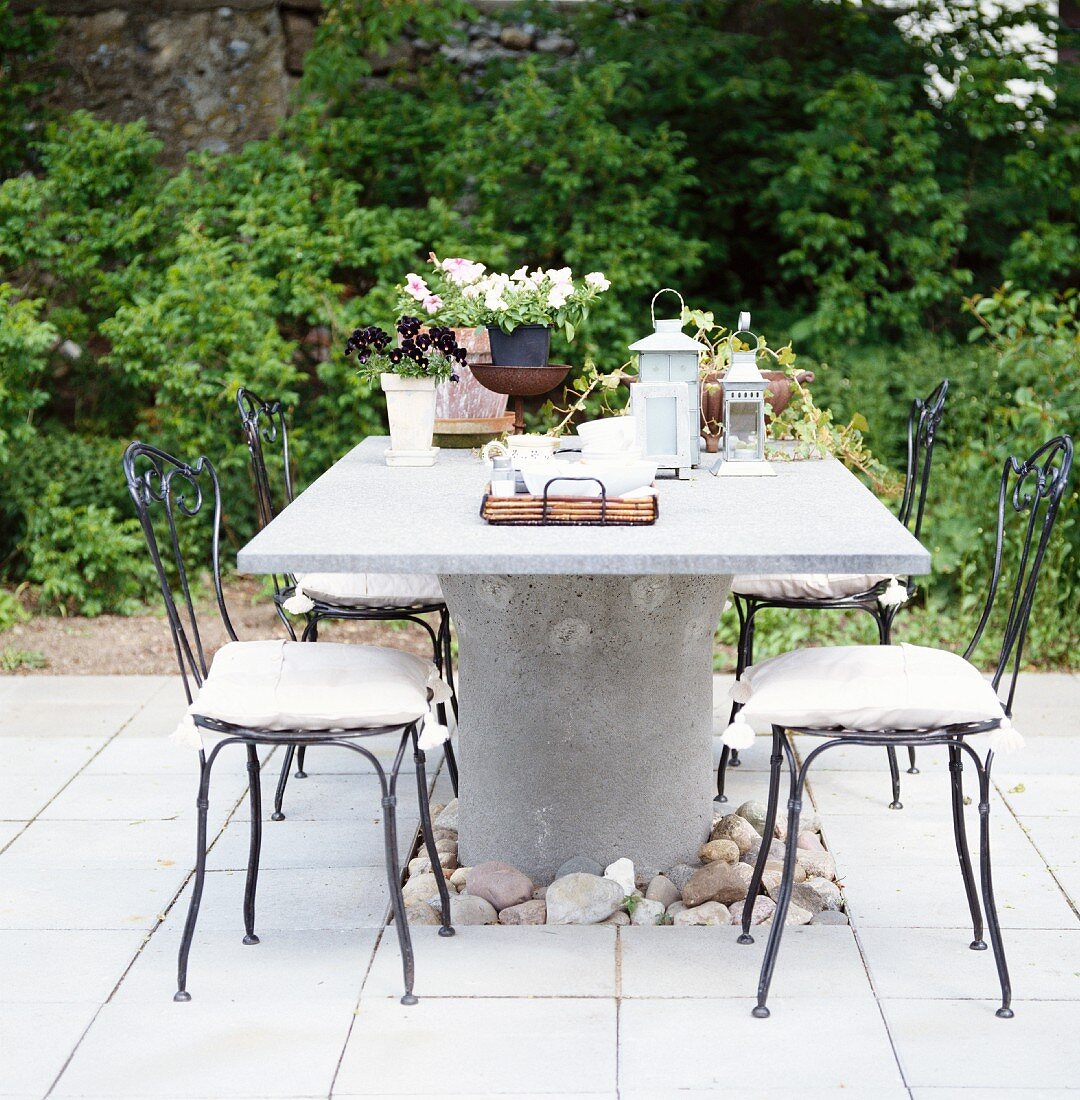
[
  {"xmin": 728, "ymin": 310, "xmax": 760, "ymax": 357},
  {"xmin": 650, "ymin": 288, "xmax": 686, "ymax": 327}
]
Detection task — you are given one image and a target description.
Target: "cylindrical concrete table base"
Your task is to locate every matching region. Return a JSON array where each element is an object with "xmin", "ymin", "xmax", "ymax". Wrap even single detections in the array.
[{"xmin": 439, "ymin": 574, "xmax": 731, "ymax": 881}]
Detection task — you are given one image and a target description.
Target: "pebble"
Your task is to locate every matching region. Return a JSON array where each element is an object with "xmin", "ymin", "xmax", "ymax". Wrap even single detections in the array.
[
  {"xmin": 645, "ymin": 874, "xmax": 681, "ymax": 908},
  {"xmin": 630, "ymin": 897, "xmax": 666, "ymax": 926},
  {"xmin": 402, "ymin": 872, "xmax": 440, "ymax": 904},
  {"xmin": 498, "ymin": 899, "xmax": 547, "ymax": 925},
  {"xmin": 602, "ymin": 910, "xmax": 631, "ymax": 925},
  {"xmin": 797, "ymin": 830, "xmax": 826, "ymax": 852},
  {"xmin": 742, "ymin": 838, "xmax": 786, "ymax": 865},
  {"xmin": 434, "ymin": 798, "xmax": 459, "ymax": 831},
  {"xmin": 467, "ymin": 861, "xmax": 534, "ymax": 911},
  {"xmin": 532, "ymin": 885, "xmax": 547, "ymax": 901},
  {"xmin": 449, "ymin": 866, "xmax": 469, "ymax": 890},
  {"xmin": 404, "ymin": 901, "xmax": 440, "ymax": 925},
  {"xmin": 546, "ymin": 873, "xmax": 625, "ymax": 925},
  {"xmin": 666, "ymin": 900, "xmax": 687, "ymax": 918},
  {"xmin": 765, "ymin": 858, "xmax": 806, "ymax": 884},
  {"xmin": 793, "ymin": 876, "xmax": 843, "ymax": 914},
  {"xmin": 604, "ymin": 857, "xmax": 636, "ymax": 896},
  {"xmin": 811, "ymin": 910, "xmax": 849, "ymax": 925},
  {"xmin": 699, "ymin": 838, "xmax": 740, "ymax": 864},
  {"xmin": 432, "ymin": 827, "xmax": 457, "ymax": 843},
  {"xmin": 735, "ymin": 800, "xmax": 769, "ymax": 834},
  {"xmin": 673, "ymin": 900, "xmax": 731, "ymax": 926},
  {"xmin": 682, "ymin": 860, "xmax": 753, "ymax": 907},
  {"xmin": 556, "ymin": 855, "xmax": 603, "ymax": 879},
  {"xmin": 449, "ymin": 894, "xmax": 498, "ymax": 925},
  {"xmin": 710, "ymin": 814, "xmax": 760, "ymax": 855},
  {"xmin": 796, "ymin": 848, "xmax": 837, "ymax": 881},
  {"xmin": 783, "ymin": 903, "xmax": 814, "ymax": 926},
  {"xmin": 729, "ymin": 895, "xmax": 775, "ymax": 926},
  {"xmin": 666, "ymin": 863, "xmax": 700, "ymax": 892}
]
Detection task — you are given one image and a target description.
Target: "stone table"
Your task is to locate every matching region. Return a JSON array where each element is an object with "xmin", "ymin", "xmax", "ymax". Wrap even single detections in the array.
[{"xmin": 238, "ymin": 437, "xmax": 928, "ymax": 880}]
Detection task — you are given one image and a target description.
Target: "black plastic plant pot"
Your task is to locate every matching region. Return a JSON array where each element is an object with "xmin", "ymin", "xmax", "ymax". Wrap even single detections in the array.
[{"xmin": 486, "ymin": 323, "xmax": 552, "ymax": 368}]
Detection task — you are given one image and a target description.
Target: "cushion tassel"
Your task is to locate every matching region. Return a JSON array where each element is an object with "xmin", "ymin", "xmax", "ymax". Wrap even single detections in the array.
[
  {"xmin": 728, "ymin": 679, "xmax": 752, "ymax": 705},
  {"xmin": 990, "ymin": 717, "xmax": 1024, "ymax": 755},
  {"xmin": 170, "ymin": 714, "xmax": 203, "ymax": 751},
  {"xmin": 721, "ymin": 717, "xmax": 756, "ymax": 750},
  {"xmin": 877, "ymin": 576, "xmax": 909, "ymax": 608},
  {"xmin": 282, "ymin": 584, "xmax": 315, "ymax": 615},
  {"xmin": 418, "ymin": 710, "xmax": 450, "ymax": 752}
]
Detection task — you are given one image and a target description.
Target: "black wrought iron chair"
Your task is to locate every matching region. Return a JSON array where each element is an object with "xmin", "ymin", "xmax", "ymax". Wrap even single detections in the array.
[
  {"xmin": 236, "ymin": 388, "xmax": 459, "ymax": 820},
  {"xmin": 733, "ymin": 434, "xmax": 1073, "ymax": 1020},
  {"xmin": 718, "ymin": 379, "xmax": 950, "ymax": 808},
  {"xmin": 123, "ymin": 441, "xmax": 454, "ymax": 1005}
]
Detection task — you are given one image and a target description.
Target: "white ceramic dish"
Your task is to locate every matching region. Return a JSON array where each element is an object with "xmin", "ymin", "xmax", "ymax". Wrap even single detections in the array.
[
  {"xmin": 576, "ymin": 416, "xmax": 636, "ymax": 451},
  {"xmin": 520, "ymin": 458, "xmax": 657, "ymax": 499}
]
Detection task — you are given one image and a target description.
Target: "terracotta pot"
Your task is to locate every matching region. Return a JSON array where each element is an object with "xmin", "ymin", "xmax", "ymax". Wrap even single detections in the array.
[
  {"xmin": 699, "ymin": 368, "xmax": 816, "ymax": 429},
  {"xmin": 434, "ymin": 327, "xmax": 509, "ymax": 420}
]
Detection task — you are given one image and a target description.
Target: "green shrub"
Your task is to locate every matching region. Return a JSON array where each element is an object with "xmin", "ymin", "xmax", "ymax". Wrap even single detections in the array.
[{"xmin": 22, "ymin": 485, "xmax": 158, "ymax": 616}]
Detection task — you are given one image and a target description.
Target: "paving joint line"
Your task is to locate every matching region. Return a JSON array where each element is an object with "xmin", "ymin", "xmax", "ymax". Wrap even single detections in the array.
[{"xmin": 42, "ymin": 738, "xmax": 277, "ymax": 1099}]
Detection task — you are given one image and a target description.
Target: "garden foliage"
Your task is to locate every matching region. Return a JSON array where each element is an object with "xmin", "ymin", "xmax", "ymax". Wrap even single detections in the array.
[{"xmin": 0, "ymin": 0, "xmax": 1075, "ymax": 663}]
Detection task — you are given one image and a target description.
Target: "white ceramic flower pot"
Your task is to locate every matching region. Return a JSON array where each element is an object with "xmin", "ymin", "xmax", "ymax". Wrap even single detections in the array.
[{"xmin": 381, "ymin": 373, "xmax": 438, "ymax": 466}]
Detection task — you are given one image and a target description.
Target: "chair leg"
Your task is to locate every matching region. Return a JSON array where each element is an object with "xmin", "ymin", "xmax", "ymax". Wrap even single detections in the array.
[
  {"xmin": 907, "ymin": 747, "xmax": 919, "ymax": 774},
  {"xmin": 295, "ymin": 746, "xmax": 307, "ymax": 779},
  {"xmin": 876, "ymin": 611, "xmax": 904, "ymax": 809},
  {"xmin": 739, "ymin": 727, "xmax": 785, "ymax": 944},
  {"xmin": 243, "ymin": 744, "xmax": 262, "ymax": 945},
  {"xmin": 443, "ymin": 740, "xmax": 460, "ymax": 798},
  {"xmin": 271, "ymin": 745, "xmax": 295, "ymax": 821},
  {"xmin": 753, "ymin": 733, "xmax": 803, "ymax": 1018},
  {"xmin": 715, "ymin": 744, "xmax": 731, "ymax": 803},
  {"xmin": 414, "ymin": 737, "xmax": 455, "ymax": 938},
  {"xmin": 718, "ymin": 599, "xmax": 752, "ymax": 798},
  {"xmin": 886, "ymin": 747, "xmax": 903, "ymax": 810},
  {"xmin": 440, "ymin": 610, "xmax": 459, "ymax": 723},
  {"xmin": 732, "ymin": 608, "xmax": 757, "ymax": 772},
  {"xmin": 974, "ymin": 749, "xmax": 1013, "ymax": 1018},
  {"xmin": 174, "ymin": 749, "xmax": 221, "ymax": 1002},
  {"xmin": 431, "ymin": 611, "xmax": 459, "ymax": 797},
  {"xmin": 381, "ymin": 736, "xmax": 418, "ymax": 1005},
  {"xmin": 948, "ymin": 744, "xmax": 985, "ymax": 950}
]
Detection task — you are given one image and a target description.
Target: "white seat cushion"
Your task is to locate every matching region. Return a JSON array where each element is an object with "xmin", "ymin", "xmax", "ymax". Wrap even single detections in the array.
[
  {"xmin": 732, "ymin": 573, "xmax": 891, "ymax": 601},
  {"xmin": 172, "ymin": 640, "xmax": 450, "ymax": 749},
  {"xmin": 732, "ymin": 643, "xmax": 1011, "ymax": 736},
  {"xmin": 297, "ymin": 572, "xmax": 443, "ymax": 608}
]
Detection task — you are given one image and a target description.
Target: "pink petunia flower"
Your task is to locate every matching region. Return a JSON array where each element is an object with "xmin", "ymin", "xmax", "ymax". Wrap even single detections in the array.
[{"xmin": 423, "ymin": 294, "xmax": 444, "ymax": 314}]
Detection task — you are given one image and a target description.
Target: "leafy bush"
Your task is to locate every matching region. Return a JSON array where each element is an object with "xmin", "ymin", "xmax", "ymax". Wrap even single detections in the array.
[{"xmin": 0, "ymin": 0, "xmax": 1075, "ymax": 671}]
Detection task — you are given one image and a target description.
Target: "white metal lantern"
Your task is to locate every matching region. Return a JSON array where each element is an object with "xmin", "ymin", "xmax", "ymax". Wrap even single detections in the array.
[
  {"xmin": 717, "ymin": 312, "xmax": 775, "ymax": 478},
  {"xmin": 628, "ymin": 288, "xmax": 706, "ymax": 465}
]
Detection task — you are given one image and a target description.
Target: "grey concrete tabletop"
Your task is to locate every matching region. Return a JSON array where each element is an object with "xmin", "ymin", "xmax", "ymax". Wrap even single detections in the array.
[{"xmin": 236, "ymin": 436, "xmax": 930, "ymax": 576}]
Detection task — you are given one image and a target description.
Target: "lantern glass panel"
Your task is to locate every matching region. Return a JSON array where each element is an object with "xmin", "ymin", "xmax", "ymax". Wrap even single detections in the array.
[
  {"xmin": 726, "ymin": 400, "xmax": 763, "ymax": 461},
  {"xmin": 644, "ymin": 394, "xmax": 679, "ymax": 454}
]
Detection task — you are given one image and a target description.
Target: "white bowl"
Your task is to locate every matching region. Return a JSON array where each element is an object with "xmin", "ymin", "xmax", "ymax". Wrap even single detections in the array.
[
  {"xmin": 580, "ymin": 447, "xmax": 644, "ymax": 464},
  {"xmin": 576, "ymin": 416, "xmax": 636, "ymax": 451},
  {"xmin": 520, "ymin": 458, "xmax": 656, "ymax": 499}
]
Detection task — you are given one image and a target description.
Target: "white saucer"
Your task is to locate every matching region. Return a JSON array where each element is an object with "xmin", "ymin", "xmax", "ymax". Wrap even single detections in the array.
[{"xmin": 384, "ymin": 447, "xmax": 440, "ymax": 467}]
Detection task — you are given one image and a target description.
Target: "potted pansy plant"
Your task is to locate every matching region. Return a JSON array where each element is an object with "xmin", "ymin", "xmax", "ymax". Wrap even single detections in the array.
[
  {"xmin": 345, "ymin": 316, "xmax": 466, "ymax": 467},
  {"xmin": 401, "ymin": 256, "xmax": 611, "ymax": 368}
]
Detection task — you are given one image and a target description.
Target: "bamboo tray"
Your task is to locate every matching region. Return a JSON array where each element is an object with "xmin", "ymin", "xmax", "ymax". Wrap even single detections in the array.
[{"xmin": 480, "ymin": 479, "xmax": 659, "ymax": 526}]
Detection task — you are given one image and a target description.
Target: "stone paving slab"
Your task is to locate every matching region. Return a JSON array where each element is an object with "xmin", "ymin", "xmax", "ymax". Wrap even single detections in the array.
[{"xmin": 0, "ymin": 672, "xmax": 1078, "ymax": 1098}]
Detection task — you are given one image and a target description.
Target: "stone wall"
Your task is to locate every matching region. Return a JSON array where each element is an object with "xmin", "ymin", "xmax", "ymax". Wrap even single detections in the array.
[{"xmin": 15, "ymin": 0, "xmax": 578, "ymax": 162}]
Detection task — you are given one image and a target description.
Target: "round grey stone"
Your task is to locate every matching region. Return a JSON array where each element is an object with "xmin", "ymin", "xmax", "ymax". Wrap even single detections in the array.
[
  {"xmin": 629, "ymin": 898, "xmax": 666, "ymax": 926},
  {"xmin": 811, "ymin": 910, "xmax": 850, "ymax": 925},
  {"xmin": 466, "ymin": 861, "xmax": 534, "ymax": 911},
  {"xmin": 545, "ymin": 873, "xmax": 624, "ymax": 925},
  {"xmin": 673, "ymin": 900, "xmax": 731, "ymax": 926},
  {"xmin": 735, "ymin": 800, "xmax": 769, "ymax": 834},
  {"xmin": 556, "ymin": 855, "xmax": 604, "ymax": 879},
  {"xmin": 644, "ymin": 874, "xmax": 681, "ymax": 909},
  {"xmin": 498, "ymin": 899, "xmax": 547, "ymax": 925},
  {"xmin": 449, "ymin": 895, "xmax": 498, "ymax": 926}
]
